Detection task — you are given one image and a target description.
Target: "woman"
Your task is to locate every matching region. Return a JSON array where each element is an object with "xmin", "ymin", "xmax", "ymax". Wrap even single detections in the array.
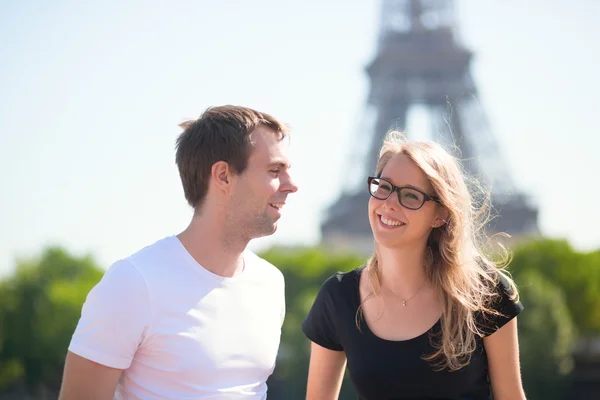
[{"xmin": 302, "ymin": 131, "xmax": 526, "ymax": 399}]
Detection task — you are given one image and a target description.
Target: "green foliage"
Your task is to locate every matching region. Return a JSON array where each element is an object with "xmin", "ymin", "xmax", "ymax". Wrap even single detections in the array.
[
  {"xmin": 261, "ymin": 239, "xmax": 600, "ymax": 399},
  {"xmin": 0, "ymin": 238, "xmax": 597, "ymax": 399},
  {"xmin": 0, "ymin": 359, "xmax": 24, "ymax": 389},
  {"xmin": 510, "ymin": 239, "xmax": 600, "ymax": 336},
  {"xmin": 507, "ymin": 238, "xmax": 600, "ymax": 399},
  {"xmin": 261, "ymin": 246, "xmax": 366, "ymax": 399},
  {"xmin": 0, "ymin": 247, "xmax": 104, "ymax": 395},
  {"xmin": 514, "ymin": 268, "xmax": 575, "ymax": 400}
]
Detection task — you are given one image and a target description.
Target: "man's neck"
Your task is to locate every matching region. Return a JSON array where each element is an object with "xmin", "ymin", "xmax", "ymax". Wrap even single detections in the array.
[{"xmin": 177, "ymin": 213, "xmax": 247, "ymax": 278}]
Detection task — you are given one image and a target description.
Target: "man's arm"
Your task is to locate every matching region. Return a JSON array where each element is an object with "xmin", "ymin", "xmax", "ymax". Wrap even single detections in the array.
[
  {"xmin": 59, "ymin": 259, "xmax": 151, "ymax": 399},
  {"xmin": 58, "ymin": 352, "xmax": 123, "ymax": 400}
]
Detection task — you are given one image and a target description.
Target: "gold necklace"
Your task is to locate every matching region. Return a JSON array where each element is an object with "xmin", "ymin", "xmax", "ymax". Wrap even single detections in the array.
[{"xmin": 383, "ymin": 280, "xmax": 426, "ymax": 306}]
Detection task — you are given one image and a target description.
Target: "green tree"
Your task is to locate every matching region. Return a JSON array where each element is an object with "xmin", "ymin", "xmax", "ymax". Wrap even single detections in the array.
[
  {"xmin": 508, "ymin": 238, "xmax": 600, "ymax": 399},
  {"xmin": 0, "ymin": 247, "xmax": 104, "ymax": 397},
  {"xmin": 261, "ymin": 246, "xmax": 366, "ymax": 400},
  {"xmin": 510, "ymin": 239, "xmax": 600, "ymax": 336},
  {"xmin": 514, "ymin": 268, "xmax": 576, "ymax": 400},
  {"xmin": 261, "ymin": 239, "xmax": 600, "ymax": 400}
]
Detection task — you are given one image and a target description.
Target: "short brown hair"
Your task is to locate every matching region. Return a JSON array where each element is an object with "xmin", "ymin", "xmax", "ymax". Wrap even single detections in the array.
[{"xmin": 175, "ymin": 105, "xmax": 289, "ymax": 209}]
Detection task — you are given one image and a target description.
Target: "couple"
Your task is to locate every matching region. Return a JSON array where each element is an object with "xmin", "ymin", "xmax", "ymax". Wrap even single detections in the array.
[{"xmin": 58, "ymin": 105, "xmax": 526, "ymax": 400}]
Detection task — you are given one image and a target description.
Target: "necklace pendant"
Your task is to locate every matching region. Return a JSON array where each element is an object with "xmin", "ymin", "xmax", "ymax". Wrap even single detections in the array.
[{"xmin": 402, "ymin": 301, "xmax": 406, "ymax": 306}]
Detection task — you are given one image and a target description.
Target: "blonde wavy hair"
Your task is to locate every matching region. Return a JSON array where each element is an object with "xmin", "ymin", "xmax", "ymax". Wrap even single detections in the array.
[{"xmin": 362, "ymin": 130, "xmax": 518, "ymax": 371}]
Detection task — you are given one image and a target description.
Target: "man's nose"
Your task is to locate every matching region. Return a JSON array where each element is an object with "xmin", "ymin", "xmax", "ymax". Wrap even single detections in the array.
[{"xmin": 282, "ymin": 173, "xmax": 298, "ymax": 193}]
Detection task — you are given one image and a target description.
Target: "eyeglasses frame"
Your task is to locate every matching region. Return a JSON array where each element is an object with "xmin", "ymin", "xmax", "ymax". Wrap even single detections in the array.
[{"xmin": 367, "ymin": 176, "xmax": 441, "ymax": 210}]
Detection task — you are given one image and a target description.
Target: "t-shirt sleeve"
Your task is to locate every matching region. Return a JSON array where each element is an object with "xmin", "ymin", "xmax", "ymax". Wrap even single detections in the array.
[
  {"xmin": 301, "ymin": 274, "xmax": 344, "ymax": 351},
  {"xmin": 68, "ymin": 259, "xmax": 152, "ymax": 369},
  {"xmin": 278, "ymin": 271, "xmax": 286, "ymax": 328},
  {"xmin": 478, "ymin": 271, "xmax": 524, "ymax": 337}
]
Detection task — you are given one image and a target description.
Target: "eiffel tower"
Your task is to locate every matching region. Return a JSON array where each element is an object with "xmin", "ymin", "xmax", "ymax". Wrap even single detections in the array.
[{"xmin": 320, "ymin": 0, "xmax": 539, "ymax": 254}]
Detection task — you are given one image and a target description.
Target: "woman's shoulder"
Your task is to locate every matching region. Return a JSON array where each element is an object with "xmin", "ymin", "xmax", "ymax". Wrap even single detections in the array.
[
  {"xmin": 473, "ymin": 258, "xmax": 520, "ymax": 303},
  {"xmin": 301, "ymin": 266, "xmax": 365, "ymax": 350},
  {"xmin": 488, "ymin": 268, "xmax": 520, "ymax": 304},
  {"xmin": 478, "ymin": 268, "xmax": 523, "ymax": 336},
  {"xmin": 319, "ymin": 265, "xmax": 364, "ymax": 294}
]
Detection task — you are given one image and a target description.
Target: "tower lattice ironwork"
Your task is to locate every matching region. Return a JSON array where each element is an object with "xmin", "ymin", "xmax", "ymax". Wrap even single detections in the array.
[{"xmin": 320, "ymin": 0, "xmax": 539, "ymax": 254}]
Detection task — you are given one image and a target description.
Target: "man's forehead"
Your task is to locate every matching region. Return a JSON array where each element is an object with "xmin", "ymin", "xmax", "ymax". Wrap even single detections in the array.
[
  {"xmin": 248, "ymin": 131, "xmax": 291, "ymax": 165},
  {"xmin": 263, "ymin": 146, "xmax": 292, "ymax": 167},
  {"xmin": 249, "ymin": 125, "xmax": 283, "ymax": 142}
]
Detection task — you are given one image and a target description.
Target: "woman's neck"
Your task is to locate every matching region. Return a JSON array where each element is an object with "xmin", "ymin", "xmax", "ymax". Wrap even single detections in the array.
[{"xmin": 376, "ymin": 243, "xmax": 429, "ymax": 299}]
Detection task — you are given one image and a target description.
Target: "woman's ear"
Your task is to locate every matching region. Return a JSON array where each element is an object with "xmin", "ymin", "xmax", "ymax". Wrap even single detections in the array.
[{"xmin": 432, "ymin": 206, "xmax": 449, "ymax": 228}]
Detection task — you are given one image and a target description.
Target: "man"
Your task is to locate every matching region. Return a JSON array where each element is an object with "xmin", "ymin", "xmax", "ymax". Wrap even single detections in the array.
[{"xmin": 58, "ymin": 105, "xmax": 298, "ymax": 399}]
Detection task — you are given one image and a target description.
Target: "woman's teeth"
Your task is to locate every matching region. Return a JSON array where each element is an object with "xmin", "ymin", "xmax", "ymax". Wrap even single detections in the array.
[{"xmin": 380, "ymin": 216, "xmax": 404, "ymax": 226}]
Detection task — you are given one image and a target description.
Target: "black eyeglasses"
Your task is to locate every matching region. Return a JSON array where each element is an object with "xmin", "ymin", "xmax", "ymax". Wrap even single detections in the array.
[{"xmin": 367, "ymin": 176, "xmax": 440, "ymax": 210}]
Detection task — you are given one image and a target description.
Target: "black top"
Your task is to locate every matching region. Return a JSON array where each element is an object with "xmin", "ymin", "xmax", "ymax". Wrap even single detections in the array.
[{"xmin": 301, "ymin": 267, "xmax": 523, "ymax": 400}]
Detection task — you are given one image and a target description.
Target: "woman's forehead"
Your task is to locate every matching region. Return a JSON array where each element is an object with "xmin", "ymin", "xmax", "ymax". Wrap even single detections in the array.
[{"xmin": 381, "ymin": 154, "xmax": 432, "ymax": 191}]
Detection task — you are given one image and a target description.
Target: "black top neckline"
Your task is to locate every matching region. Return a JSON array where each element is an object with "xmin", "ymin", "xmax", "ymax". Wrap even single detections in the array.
[{"xmin": 352, "ymin": 266, "xmax": 443, "ymax": 344}]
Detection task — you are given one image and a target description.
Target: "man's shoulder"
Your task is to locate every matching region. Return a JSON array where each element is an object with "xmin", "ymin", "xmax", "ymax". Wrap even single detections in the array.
[
  {"xmin": 102, "ymin": 236, "xmax": 182, "ymax": 287},
  {"xmin": 245, "ymin": 250, "xmax": 284, "ymax": 282},
  {"xmin": 128, "ymin": 235, "xmax": 177, "ymax": 260},
  {"xmin": 119, "ymin": 236, "xmax": 181, "ymax": 272}
]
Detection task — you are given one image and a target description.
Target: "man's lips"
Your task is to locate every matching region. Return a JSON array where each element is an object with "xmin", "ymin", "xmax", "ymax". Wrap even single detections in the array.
[{"xmin": 269, "ymin": 202, "xmax": 285, "ymax": 210}]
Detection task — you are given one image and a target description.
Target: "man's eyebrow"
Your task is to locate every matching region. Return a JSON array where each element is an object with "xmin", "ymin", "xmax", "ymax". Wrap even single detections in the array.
[{"xmin": 268, "ymin": 161, "xmax": 291, "ymax": 169}]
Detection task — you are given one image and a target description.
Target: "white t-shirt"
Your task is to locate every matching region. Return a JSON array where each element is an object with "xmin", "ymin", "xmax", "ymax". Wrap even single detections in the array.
[{"xmin": 68, "ymin": 236, "xmax": 286, "ymax": 400}]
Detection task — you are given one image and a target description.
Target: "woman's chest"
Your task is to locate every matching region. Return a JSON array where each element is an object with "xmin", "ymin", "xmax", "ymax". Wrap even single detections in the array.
[{"xmin": 339, "ymin": 320, "xmax": 490, "ymax": 399}]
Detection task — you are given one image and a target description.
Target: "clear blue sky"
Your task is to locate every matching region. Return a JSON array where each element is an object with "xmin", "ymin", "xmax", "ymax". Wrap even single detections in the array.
[{"xmin": 1, "ymin": 0, "xmax": 599, "ymax": 274}]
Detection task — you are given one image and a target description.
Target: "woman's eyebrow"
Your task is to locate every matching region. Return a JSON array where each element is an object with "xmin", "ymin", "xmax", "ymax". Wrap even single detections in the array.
[{"xmin": 380, "ymin": 176, "xmax": 426, "ymax": 192}]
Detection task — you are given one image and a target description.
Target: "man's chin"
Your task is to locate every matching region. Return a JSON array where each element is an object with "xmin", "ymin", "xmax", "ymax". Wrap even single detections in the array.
[
  {"xmin": 266, "ymin": 222, "xmax": 278, "ymax": 235},
  {"xmin": 250, "ymin": 222, "xmax": 278, "ymax": 240}
]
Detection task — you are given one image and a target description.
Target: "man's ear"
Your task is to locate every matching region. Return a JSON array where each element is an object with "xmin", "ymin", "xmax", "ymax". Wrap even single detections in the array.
[{"xmin": 211, "ymin": 161, "xmax": 233, "ymax": 194}]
